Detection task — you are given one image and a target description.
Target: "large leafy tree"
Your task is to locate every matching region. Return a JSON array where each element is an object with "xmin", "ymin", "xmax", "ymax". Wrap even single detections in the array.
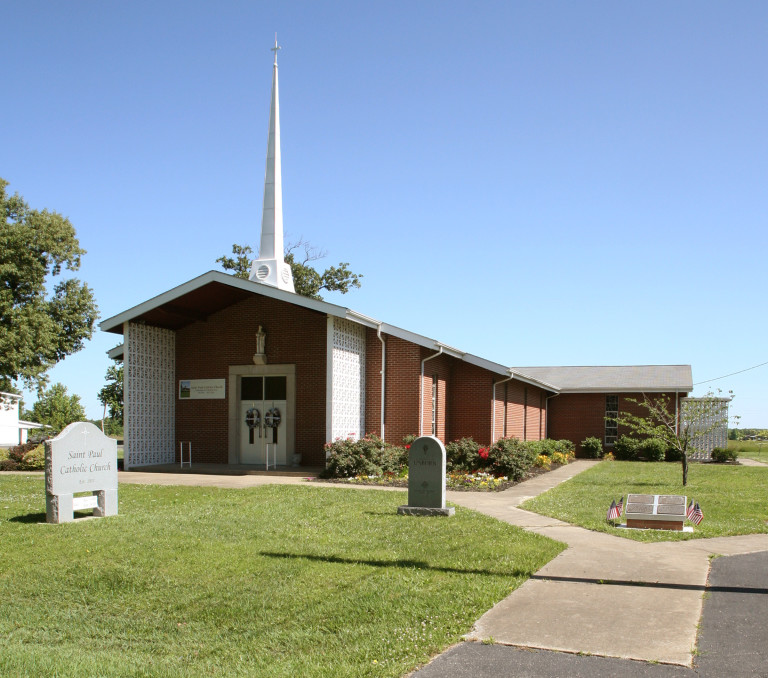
[
  {"xmin": 217, "ymin": 238, "xmax": 362, "ymax": 301},
  {"xmin": 615, "ymin": 391, "xmax": 735, "ymax": 486},
  {"xmin": 29, "ymin": 382, "xmax": 86, "ymax": 434},
  {"xmin": 0, "ymin": 178, "xmax": 98, "ymax": 390}
]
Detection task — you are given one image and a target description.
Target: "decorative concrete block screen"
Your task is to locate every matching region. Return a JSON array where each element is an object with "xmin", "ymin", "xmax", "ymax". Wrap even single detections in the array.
[
  {"xmin": 330, "ymin": 317, "xmax": 366, "ymax": 441},
  {"xmin": 125, "ymin": 322, "xmax": 176, "ymax": 468},
  {"xmin": 681, "ymin": 397, "xmax": 729, "ymax": 461}
]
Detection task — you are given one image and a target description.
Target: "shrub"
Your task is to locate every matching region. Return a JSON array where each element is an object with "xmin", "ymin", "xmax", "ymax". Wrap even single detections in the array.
[
  {"xmin": 322, "ymin": 434, "xmax": 388, "ymax": 478},
  {"xmin": 613, "ymin": 436, "xmax": 639, "ymax": 461},
  {"xmin": 445, "ymin": 437, "xmax": 482, "ymax": 472},
  {"xmin": 665, "ymin": 446, "xmax": 683, "ymax": 462},
  {"xmin": 3, "ymin": 442, "xmax": 46, "ymax": 471},
  {"xmin": 551, "ymin": 451, "xmax": 572, "ymax": 465},
  {"xmin": 534, "ymin": 454, "xmax": 552, "ymax": 469},
  {"xmin": 380, "ymin": 445, "xmax": 408, "ymax": 475},
  {"xmin": 636, "ymin": 438, "xmax": 666, "ymax": 462},
  {"xmin": 711, "ymin": 447, "xmax": 738, "ymax": 463},
  {"xmin": 489, "ymin": 437, "xmax": 538, "ymax": 481},
  {"xmin": 580, "ymin": 437, "xmax": 603, "ymax": 459}
]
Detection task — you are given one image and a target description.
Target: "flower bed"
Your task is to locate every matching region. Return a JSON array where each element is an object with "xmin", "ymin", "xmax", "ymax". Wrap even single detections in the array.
[{"xmin": 318, "ymin": 434, "xmax": 575, "ymax": 491}]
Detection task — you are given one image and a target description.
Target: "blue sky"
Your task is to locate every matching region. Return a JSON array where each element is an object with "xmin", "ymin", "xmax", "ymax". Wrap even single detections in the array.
[{"xmin": 3, "ymin": 1, "xmax": 766, "ymax": 427}]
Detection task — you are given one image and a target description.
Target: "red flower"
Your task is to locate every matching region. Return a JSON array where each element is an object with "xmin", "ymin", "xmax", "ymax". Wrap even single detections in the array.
[
  {"xmin": 405, "ymin": 444, "xmax": 411, "ymax": 450},
  {"xmin": 478, "ymin": 447, "xmax": 489, "ymax": 460}
]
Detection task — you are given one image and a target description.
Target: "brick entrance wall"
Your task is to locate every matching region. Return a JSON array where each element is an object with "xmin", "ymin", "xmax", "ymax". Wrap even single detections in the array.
[{"xmin": 175, "ymin": 296, "xmax": 327, "ymax": 465}]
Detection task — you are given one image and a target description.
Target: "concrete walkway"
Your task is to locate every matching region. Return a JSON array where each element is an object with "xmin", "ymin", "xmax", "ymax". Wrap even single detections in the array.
[
  {"xmin": 117, "ymin": 460, "xmax": 768, "ymax": 668},
  {"xmin": 444, "ymin": 461, "xmax": 768, "ymax": 667}
]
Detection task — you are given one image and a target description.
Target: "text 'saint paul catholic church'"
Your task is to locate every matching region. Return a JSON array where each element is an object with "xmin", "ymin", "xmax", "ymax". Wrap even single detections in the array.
[{"xmin": 101, "ymin": 42, "xmax": 693, "ymax": 470}]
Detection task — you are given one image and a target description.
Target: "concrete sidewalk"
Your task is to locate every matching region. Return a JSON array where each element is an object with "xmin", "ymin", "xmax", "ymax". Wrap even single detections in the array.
[{"xmin": 444, "ymin": 461, "xmax": 768, "ymax": 667}]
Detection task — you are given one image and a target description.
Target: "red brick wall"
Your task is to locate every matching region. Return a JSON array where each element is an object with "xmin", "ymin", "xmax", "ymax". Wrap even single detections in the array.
[
  {"xmin": 547, "ymin": 392, "xmax": 686, "ymax": 456},
  {"xmin": 381, "ymin": 336, "xmax": 421, "ymax": 445},
  {"xmin": 364, "ymin": 333, "xmax": 422, "ymax": 446},
  {"xmin": 491, "ymin": 380, "xmax": 548, "ymax": 444},
  {"xmin": 175, "ymin": 296, "xmax": 328, "ymax": 465},
  {"xmin": 447, "ymin": 362, "xmax": 494, "ymax": 445},
  {"xmin": 419, "ymin": 352, "xmax": 451, "ymax": 443}
]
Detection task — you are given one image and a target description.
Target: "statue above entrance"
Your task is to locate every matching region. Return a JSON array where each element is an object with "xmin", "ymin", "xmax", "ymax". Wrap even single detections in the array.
[{"xmin": 253, "ymin": 325, "xmax": 267, "ymax": 365}]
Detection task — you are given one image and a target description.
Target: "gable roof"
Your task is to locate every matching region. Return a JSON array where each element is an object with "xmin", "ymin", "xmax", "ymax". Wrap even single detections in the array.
[
  {"xmin": 511, "ymin": 365, "xmax": 693, "ymax": 393},
  {"xmin": 99, "ymin": 271, "xmax": 558, "ymax": 391}
]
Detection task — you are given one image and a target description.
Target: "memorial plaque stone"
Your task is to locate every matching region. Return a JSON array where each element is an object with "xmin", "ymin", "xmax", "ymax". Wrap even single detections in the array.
[
  {"xmin": 624, "ymin": 493, "xmax": 687, "ymax": 531},
  {"xmin": 45, "ymin": 422, "xmax": 118, "ymax": 524},
  {"xmin": 397, "ymin": 436, "xmax": 454, "ymax": 517}
]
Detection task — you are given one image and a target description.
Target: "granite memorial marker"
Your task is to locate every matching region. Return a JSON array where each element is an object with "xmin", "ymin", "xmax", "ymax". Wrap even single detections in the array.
[
  {"xmin": 45, "ymin": 422, "xmax": 118, "ymax": 524},
  {"xmin": 398, "ymin": 435, "xmax": 454, "ymax": 517}
]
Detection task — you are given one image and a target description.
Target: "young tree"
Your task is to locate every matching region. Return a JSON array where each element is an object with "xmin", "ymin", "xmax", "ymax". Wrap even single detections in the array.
[
  {"xmin": 0, "ymin": 178, "xmax": 99, "ymax": 391},
  {"xmin": 217, "ymin": 237, "xmax": 362, "ymax": 301},
  {"xmin": 98, "ymin": 360, "xmax": 123, "ymax": 427},
  {"xmin": 29, "ymin": 383, "xmax": 86, "ymax": 434},
  {"xmin": 615, "ymin": 391, "xmax": 735, "ymax": 486}
]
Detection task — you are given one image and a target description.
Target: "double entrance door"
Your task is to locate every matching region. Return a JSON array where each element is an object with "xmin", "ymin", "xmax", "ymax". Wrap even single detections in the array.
[{"xmin": 239, "ymin": 375, "xmax": 287, "ymax": 465}]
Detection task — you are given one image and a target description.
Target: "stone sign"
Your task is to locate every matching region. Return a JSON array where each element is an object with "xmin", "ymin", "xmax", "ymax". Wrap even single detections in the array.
[
  {"xmin": 45, "ymin": 422, "xmax": 118, "ymax": 524},
  {"xmin": 398, "ymin": 436, "xmax": 454, "ymax": 517}
]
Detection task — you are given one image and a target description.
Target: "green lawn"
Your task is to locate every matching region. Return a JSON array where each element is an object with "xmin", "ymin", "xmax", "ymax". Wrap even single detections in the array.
[
  {"xmin": 521, "ymin": 460, "xmax": 768, "ymax": 542},
  {"xmin": 0, "ymin": 476, "xmax": 564, "ymax": 677},
  {"xmin": 729, "ymin": 439, "xmax": 768, "ymax": 463}
]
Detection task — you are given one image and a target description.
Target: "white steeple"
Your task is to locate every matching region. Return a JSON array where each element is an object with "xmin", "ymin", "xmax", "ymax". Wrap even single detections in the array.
[{"xmin": 249, "ymin": 35, "xmax": 295, "ymax": 293}]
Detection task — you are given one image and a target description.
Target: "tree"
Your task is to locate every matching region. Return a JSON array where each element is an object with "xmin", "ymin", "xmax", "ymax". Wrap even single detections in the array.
[
  {"xmin": 29, "ymin": 383, "xmax": 86, "ymax": 434},
  {"xmin": 97, "ymin": 359, "xmax": 123, "ymax": 427},
  {"xmin": 216, "ymin": 237, "xmax": 362, "ymax": 301},
  {"xmin": 0, "ymin": 178, "xmax": 99, "ymax": 391},
  {"xmin": 614, "ymin": 391, "xmax": 736, "ymax": 486}
]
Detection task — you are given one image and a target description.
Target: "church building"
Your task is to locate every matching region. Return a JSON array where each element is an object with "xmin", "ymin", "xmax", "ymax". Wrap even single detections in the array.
[{"xmin": 100, "ymin": 42, "xmax": 693, "ymax": 470}]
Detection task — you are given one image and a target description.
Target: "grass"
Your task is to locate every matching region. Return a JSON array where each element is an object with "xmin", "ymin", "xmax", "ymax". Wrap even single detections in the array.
[
  {"xmin": 521, "ymin": 460, "xmax": 768, "ymax": 542},
  {"xmin": 729, "ymin": 439, "xmax": 768, "ymax": 463},
  {"xmin": 0, "ymin": 475, "xmax": 564, "ymax": 677}
]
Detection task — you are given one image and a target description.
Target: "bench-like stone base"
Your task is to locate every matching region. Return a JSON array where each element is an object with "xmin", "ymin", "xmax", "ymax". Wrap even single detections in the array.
[{"xmin": 398, "ymin": 505, "xmax": 455, "ymax": 517}]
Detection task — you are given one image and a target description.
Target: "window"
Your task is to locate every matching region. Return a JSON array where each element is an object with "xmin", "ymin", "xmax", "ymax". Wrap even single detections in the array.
[{"xmin": 605, "ymin": 395, "xmax": 618, "ymax": 446}]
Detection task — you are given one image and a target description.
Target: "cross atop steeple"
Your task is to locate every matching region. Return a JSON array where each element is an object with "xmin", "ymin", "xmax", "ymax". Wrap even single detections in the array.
[{"xmin": 249, "ymin": 36, "xmax": 295, "ymax": 293}]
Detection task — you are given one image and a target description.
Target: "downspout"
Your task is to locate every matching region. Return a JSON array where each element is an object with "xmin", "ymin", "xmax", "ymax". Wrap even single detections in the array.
[
  {"xmin": 545, "ymin": 392, "xmax": 560, "ymax": 439},
  {"xmin": 492, "ymin": 372, "xmax": 515, "ymax": 444},
  {"xmin": 420, "ymin": 346, "xmax": 443, "ymax": 437},
  {"xmin": 377, "ymin": 324, "xmax": 386, "ymax": 443}
]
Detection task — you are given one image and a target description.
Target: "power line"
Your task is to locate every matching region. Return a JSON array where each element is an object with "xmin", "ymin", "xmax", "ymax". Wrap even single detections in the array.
[{"xmin": 693, "ymin": 360, "xmax": 768, "ymax": 385}]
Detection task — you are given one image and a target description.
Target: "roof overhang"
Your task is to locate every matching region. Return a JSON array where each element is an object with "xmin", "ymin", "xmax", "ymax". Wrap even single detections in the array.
[
  {"xmin": 99, "ymin": 270, "xmax": 348, "ymax": 334},
  {"xmin": 100, "ymin": 271, "xmax": 560, "ymax": 393}
]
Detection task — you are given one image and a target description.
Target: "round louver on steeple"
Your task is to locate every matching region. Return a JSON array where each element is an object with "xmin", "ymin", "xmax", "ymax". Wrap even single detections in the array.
[{"xmin": 256, "ymin": 265, "xmax": 270, "ymax": 280}]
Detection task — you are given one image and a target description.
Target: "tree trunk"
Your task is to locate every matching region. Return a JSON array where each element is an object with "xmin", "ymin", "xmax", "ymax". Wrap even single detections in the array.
[{"xmin": 682, "ymin": 453, "xmax": 688, "ymax": 486}]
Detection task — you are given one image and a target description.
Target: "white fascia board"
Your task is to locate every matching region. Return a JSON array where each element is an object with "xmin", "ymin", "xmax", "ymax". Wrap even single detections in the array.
[
  {"xmin": 107, "ymin": 344, "xmax": 124, "ymax": 360},
  {"xmin": 0, "ymin": 392, "xmax": 21, "ymax": 401},
  {"xmin": 509, "ymin": 370, "xmax": 560, "ymax": 392},
  {"xmin": 99, "ymin": 270, "xmax": 349, "ymax": 333},
  {"xmin": 344, "ymin": 312, "xmax": 464, "ymax": 358},
  {"xmin": 557, "ymin": 387, "xmax": 693, "ymax": 394},
  {"xmin": 18, "ymin": 420, "xmax": 44, "ymax": 429}
]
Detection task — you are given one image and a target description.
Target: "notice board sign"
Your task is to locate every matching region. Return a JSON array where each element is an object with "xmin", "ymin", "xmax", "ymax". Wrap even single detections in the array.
[{"xmin": 179, "ymin": 379, "xmax": 226, "ymax": 400}]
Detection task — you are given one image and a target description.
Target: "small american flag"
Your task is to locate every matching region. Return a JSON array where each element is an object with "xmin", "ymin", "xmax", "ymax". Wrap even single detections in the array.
[
  {"xmin": 616, "ymin": 496, "xmax": 624, "ymax": 515},
  {"xmin": 690, "ymin": 502, "xmax": 704, "ymax": 525},
  {"xmin": 607, "ymin": 499, "xmax": 620, "ymax": 521},
  {"xmin": 686, "ymin": 499, "xmax": 695, "ymax": 520}
]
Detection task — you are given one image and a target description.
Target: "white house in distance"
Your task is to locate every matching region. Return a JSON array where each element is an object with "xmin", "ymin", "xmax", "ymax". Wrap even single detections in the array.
[{"xmin": 0, "ymin": 392, "xmax": 43, "ymax": 447}]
